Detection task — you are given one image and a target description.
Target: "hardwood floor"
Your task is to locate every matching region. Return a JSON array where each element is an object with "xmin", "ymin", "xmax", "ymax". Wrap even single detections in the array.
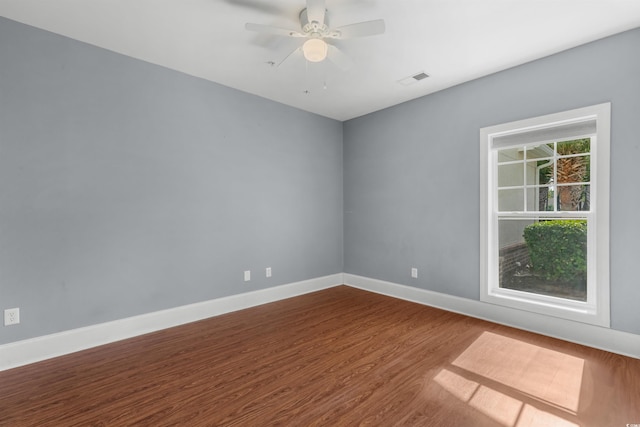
[{"xmin": 1, "ymin": 286, "xmax": 639, "ymax": 426}]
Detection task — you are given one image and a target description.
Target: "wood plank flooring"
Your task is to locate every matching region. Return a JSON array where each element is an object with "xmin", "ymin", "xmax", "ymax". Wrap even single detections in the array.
[{"xmin": 1, "ymin": 286, "xmax": 639, "ymax": 426}]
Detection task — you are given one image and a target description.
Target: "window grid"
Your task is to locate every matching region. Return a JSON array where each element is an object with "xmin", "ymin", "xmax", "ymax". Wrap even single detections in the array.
[{"xmin": 496, "ymin": 141, "xmax": 591, "ymax": 214}]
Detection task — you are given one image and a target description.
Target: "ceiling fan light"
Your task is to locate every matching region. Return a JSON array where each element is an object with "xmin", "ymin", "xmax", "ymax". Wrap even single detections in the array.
[{"xmin": 302, "ymin": 38, "xmax": 328, "ymax": 62}]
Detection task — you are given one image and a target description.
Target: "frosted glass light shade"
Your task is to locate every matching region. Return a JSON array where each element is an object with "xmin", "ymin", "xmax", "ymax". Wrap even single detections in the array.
[{"xmin": 302, "ymin": 39, "xmax": 328, "ymax": 62}]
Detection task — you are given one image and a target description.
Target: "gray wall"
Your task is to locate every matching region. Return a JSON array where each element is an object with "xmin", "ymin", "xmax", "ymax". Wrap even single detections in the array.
[
  {"xmin": 344, "ymin": 28, "xmax": 640, "ymax": 335},
  {"xmin": 0, "ymin": 17, "xmax": 343, "ymax": 344},
  {"xmin": 2, "ymin": 15, "xmax": 638, "ymax": 346}
]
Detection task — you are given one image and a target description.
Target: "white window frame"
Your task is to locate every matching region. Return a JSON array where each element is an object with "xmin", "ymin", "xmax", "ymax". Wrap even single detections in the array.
[{"xmin": 480, "ymin": 103, "xmax": 610, "ymax": 327}]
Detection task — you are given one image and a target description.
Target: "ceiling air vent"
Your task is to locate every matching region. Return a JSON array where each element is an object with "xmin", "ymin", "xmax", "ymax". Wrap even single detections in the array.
[{"xmin": 398, "ymin": 71, "xmax": 430, "ymax": 86}]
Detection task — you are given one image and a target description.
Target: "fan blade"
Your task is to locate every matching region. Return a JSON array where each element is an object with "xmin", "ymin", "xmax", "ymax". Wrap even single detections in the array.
[
  {"xmin": 245, "ymin": 23, "xmax": 306, "ymax": 37},
  {"xmin": 327, "ymin": 44, "xmax": 352, "ymax": 70},
  {"xmin": 224, "ymin": 0, "xmax": 285, "ymax": 15},
  {"xmin": 306, "ymin": 0, "xmax": 326, "ymax": 24},
  {"xmin": 277, "ymin": 47, "xmax": 303, "ymax": 68},
  {"xmin": 330, "ymin": 19, "xmax": 385, "ymax": 39}
]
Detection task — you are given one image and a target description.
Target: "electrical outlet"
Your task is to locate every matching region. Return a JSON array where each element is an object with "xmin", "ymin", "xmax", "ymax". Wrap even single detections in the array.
[
  {"xmin": 266, "ymin": 267, "xmax": 272, "ymax": 278},
  {"xmin": 244, "ymin": 270, "xmax": 251, "ymax": 282},
  {"xmin": 411, "ymin": 268, "xmax": 418, "ymax": 279},
  {"xmin": 4, "ymin": 308, "xmax": 20, "ymax": 326}
]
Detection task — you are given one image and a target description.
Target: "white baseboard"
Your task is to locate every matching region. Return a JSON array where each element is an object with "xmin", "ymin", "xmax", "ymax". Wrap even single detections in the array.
[
  {"xmin": 343, "ymin": 273, "xmax": 640, "ymax": 359},
  {"xmin": 0, "ymin": 273, "xmax": 343, "ymax": 371},
  {"xmin": 3, "ymin": 272, "xmax": 638, "ymax": 372}
]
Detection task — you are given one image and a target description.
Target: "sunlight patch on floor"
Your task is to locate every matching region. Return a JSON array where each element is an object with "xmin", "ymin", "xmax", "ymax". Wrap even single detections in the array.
[
  {"xmin": 433, "ymin": 368, "xmax": 478, "ymax": 402},
  {"xmin": 470, "ymin": 384, "xmax": 523, "ymax": 426},
  {"xmin": 434, "ymin": 331, "xmax": 584, "ymax": 426},
  {"xmin": 452, "ymin": 331, "xmax": 584, "ymax": 412},
  {"xmin": 517, "ymin": 404, "xmax": 581, "ymax": 427}
]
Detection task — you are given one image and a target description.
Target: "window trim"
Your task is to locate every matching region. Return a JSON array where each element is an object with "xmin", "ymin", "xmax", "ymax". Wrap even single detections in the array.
[{"xmin": 480, "ymin": 103, "xmax": 610, "ymax": 327}]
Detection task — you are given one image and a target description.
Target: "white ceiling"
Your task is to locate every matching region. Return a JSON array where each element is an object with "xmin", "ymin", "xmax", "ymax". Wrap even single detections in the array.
[{"xmin": 1, "ymin": 0, "xmax": 639, "ymax": 121}]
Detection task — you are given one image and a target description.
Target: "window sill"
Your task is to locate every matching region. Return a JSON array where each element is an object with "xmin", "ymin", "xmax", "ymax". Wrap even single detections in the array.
[{"xmin": 481, "ymin": 287, "xmax": 609, "ymax": 328}]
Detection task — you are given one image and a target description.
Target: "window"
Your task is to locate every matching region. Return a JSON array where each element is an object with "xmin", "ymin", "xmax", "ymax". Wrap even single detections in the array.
[{"xmin": 480, "ymin": 103, "xmax": 610, "ymax": 327}]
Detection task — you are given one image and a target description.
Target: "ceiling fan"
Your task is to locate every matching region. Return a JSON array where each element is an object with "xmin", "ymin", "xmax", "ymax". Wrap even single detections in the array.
[{"xmin": 245, "ymin": 0, "xmax": 385, "ymax": 69}]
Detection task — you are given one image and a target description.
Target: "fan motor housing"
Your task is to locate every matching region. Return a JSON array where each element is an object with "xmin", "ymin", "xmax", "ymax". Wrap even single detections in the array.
[{"xmin": 299, "ymin": 8, "xmax": 330, "ymax": 35}]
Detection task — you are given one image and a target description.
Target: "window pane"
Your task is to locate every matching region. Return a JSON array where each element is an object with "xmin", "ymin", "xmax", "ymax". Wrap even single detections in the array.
[
  {"xmin": 498, "ymin": 189, "xmax": 524, "ymax": 211},
  {"xmin": 498, "ymin": 219, "xmax": 587, "ymax": 302},
  {"xmin": 524, "ymin": 143, "xmax": 554, "ymax": 159},
  {"xmin": 557, "ymin": 139, "xmax": 590, "ymax": 155},
  {"xmin": 498, "ymin": 163, "xmax": 524, "ymax": 187},
  {"xmin": 527, "ymin": 186, "xmax": 555, "ymax": 212},
  {"xmin": 557, "ymin": 155, "xmax": 590, "ymax": 184},
  {"xmin": 557, "ymin": 184, "xmax": 590, "ymax": 211},
  {"xmin": 538, "ymin": 161, "xmax": 555, "ymax": 185},
  {"xmin": 498, "ymin": 147, "xmax": 521, "ymax": 163},
  {"xmin": 526, "ymin": 161, "xmax": 553, "ymax": 186}
]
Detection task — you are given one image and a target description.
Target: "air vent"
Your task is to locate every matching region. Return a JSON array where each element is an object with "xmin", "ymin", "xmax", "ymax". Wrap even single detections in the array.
[{"xmin": 398, "ymin": 71, "xmax": 430, "ymax": 86}]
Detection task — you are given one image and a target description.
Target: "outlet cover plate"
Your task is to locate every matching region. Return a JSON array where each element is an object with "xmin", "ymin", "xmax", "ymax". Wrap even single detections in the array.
[{"xmin": 4, "ymin": 308, "xmax": 20, "ymax": 326}]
